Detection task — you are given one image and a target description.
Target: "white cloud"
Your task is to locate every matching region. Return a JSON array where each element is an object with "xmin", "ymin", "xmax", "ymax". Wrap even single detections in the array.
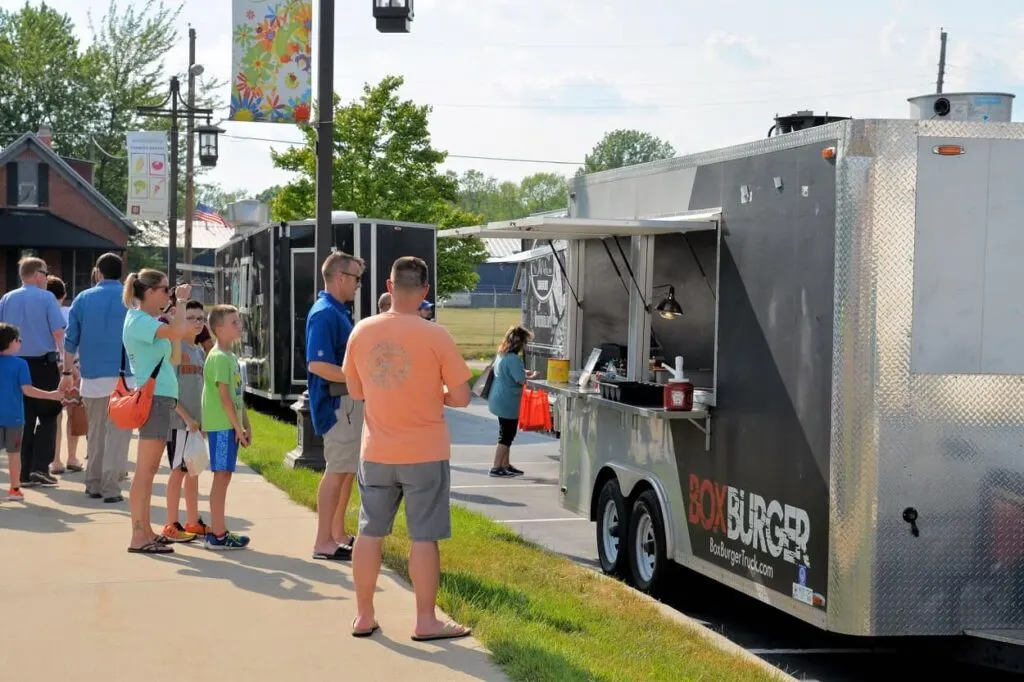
[{"xmin": 705, "ymin": 32, "xmax": 769, "ymax": 70}]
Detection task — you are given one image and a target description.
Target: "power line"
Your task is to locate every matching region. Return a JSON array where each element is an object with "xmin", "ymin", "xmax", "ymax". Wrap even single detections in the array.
[
  {"xmin": 348, "ymin": 69, "xmax": 937, "ymax": 89},
  {"xmin": 217, "ymin": 134, "xmax": 583, "ymax": 165},
  {"xmin": 403, "ymin": 83, "xmax": 928, "ymax": 110}
]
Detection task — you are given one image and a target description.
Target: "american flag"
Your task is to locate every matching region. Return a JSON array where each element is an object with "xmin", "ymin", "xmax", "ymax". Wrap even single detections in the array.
[{"xmin": 195, "ymin": 202, "xmax": 228, "ymax": 227}]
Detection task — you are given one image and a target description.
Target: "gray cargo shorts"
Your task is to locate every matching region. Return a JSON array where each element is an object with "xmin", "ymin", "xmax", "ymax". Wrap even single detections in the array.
[
  {"xmin": 357, "ymin": 459, "xmax": 452, "ymax": 542},
  {"xmin": 138, "ymin": 396, "xmax": 176, "ymax": 442},
  {"xmin": 324, "ymin": 396, "xmax": 363, "ymax": 474},
  {"xmin": 0, "ymin": 425, "xmax": 23, "ymax": 453}
]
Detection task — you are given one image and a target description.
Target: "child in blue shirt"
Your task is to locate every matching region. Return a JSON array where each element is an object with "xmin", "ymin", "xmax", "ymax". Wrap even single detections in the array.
[{"xmin": 0, "ymin": 323, "xmax": 65, "ymax": 502}]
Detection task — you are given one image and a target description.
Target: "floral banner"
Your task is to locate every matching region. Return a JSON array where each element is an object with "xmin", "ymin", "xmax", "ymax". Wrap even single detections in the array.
[{"xmin": 230, "ymin": 0, "xmax": 312, "ymax": 124}]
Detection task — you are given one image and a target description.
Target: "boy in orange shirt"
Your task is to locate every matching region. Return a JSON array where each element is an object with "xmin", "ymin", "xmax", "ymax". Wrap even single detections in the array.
[{"xmin": 342, "ymin": 257, "xmax": 473, "ymax": 641}]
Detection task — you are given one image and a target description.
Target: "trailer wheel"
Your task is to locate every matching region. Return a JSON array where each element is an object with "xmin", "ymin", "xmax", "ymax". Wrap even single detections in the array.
[
  {"xmin": 595, "ymin": 478, "xmax": 628, "ymax": 577},
  {"xmin": 628, "ymin": 489, "xmax": 667, "ymax": 595}
]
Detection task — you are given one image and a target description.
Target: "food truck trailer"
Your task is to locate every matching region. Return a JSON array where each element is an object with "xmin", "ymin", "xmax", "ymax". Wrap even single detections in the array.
[
  {"xmin": 442, "ymin": 91, "xmax": 1024, "ymax": 649},
  {"xmin": 215, "ymin": 209, "xmax": 437, "ymax": 404}
]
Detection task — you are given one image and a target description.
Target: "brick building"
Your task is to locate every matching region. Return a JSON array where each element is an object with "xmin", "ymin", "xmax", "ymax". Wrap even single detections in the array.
[{"xmin": 0, "ymin": 127, "xmax": 137, "ymax": 296}]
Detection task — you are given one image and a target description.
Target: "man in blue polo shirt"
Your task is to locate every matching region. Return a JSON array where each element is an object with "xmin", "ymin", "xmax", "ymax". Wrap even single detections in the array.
[
  {"xmin": 0, "ymin": 256, "xmax": 73, "ymax": 488},
  {"xmin": 306, "ymin": 250, "xmax": 365, "ymax": 561}
]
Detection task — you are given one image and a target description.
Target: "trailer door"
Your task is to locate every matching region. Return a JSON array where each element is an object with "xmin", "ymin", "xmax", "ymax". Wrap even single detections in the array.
[{"xmin": 290, "ymin": 248, "xmax": 316, "ymax": 387}]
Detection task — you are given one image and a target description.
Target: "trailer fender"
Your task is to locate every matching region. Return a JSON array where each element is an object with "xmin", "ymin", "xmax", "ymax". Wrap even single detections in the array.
[{"xmin": 601, "ymin": 463, "xmax": 676, "ymax": 561}]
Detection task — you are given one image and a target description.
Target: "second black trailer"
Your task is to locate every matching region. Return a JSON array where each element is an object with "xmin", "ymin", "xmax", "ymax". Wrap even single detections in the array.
[{"xmin": 215, "ymin": 211, "xmax": 437, "ymax": 404}]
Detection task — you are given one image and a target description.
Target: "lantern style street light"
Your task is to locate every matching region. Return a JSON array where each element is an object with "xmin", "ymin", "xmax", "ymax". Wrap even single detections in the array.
[
  {"xmin": 373, "ymin": 0, "xmax": 414, "ymax": 33},
  {"xmin": 196, "ymin": 122, "xmax": 224, "ymax": 167}
]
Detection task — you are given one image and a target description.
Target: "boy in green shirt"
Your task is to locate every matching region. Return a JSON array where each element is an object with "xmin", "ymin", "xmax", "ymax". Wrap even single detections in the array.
[{"xmin": 201, "ymin": 304, "xmax": 251, "ymax": 550}]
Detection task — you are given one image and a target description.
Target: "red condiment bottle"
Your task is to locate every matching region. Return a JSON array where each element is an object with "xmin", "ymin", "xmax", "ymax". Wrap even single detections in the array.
[
  {"xmin": 661, "ymin": 356, "xmax": 693, "ymax": 411},
  {"xmin": 664, "ymin": 379, "xmax": 694, "ymax": 411}
]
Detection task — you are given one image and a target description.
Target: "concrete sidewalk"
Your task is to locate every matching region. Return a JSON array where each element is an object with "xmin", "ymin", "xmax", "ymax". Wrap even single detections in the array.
[{"xmin": 0, "ymin": 438, "xmax": 508, "ymax": 682}]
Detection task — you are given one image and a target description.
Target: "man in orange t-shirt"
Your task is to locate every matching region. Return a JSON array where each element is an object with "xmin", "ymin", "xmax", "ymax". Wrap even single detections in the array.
[{"xmin": 342, "ymin": 256, "xmax": 473, "ymax": 641}]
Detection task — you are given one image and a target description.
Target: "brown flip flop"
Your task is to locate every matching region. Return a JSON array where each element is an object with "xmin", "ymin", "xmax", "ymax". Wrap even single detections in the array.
[{"xmin": 411, "ymin": 621, "xmax": 472, "ymax": 642}]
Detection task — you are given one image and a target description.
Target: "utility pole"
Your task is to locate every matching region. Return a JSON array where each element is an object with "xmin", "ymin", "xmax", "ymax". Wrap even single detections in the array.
[
  {"xmin": 184, "ymin": 26, "xmax": 197, "ymax": 283},
  {"xmin": 169, "ymin": 76, "xmax": 180, "ymax": 282},
  {"xmin": 937, "ymin": 28, "xmax": 948, "ymax": 94}
]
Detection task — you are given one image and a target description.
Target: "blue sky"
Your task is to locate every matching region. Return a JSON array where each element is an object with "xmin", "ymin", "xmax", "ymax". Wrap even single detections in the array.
[{"xmin": 5, "ymin": 0, "xmax": 1024, "ymax": 200}]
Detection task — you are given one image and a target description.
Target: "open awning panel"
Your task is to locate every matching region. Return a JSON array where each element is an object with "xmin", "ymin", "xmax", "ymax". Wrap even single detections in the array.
[{"xmin": 440, "ymin": 208, "xmax": 722, "ymax": 240}]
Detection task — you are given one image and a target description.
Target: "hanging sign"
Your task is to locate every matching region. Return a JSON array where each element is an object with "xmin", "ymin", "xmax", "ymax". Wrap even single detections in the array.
[
  {"xmin": 230, "ymin": 0, "xmax": 313, "ymax": 124},
  {"xmin": 126, "ymin": 131, "xmax": 169, "ymax": 221}
]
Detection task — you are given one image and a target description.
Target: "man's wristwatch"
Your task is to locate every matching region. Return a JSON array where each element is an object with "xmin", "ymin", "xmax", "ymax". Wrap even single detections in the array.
[{"xmin": 62, "ymin": 371, "xmax": 72, "ymax": 376}]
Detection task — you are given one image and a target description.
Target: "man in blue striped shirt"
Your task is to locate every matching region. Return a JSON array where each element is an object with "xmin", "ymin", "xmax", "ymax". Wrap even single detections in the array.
[{"xmin": 0, "ymin": 257, "xmax": 73, "ymax": 487}]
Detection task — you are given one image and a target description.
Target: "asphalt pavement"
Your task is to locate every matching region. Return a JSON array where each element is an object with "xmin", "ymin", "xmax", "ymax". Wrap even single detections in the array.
[{"xmin": 444, "ymin": 398, "xmax": 1023, "ymax": 682}]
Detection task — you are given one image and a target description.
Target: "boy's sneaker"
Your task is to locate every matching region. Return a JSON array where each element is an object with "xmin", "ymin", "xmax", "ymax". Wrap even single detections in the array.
[
  {"xmin": 505, "ymin": 465, "xmax": 524, "ymax": 476},
  {"xmin": 205, "ymin": 531, "xmax": 250, "ymax": 551},
  {"xmin": 184, "ymin": 518, "xmax": 211, "ymax": 537},
  {"xmin": 488, "ymin": 467, "xmax": 515, "ymax": 478},
  {"xmin": 161, "ymin": 522, "xmax": 197, "ymax": 543},
  {"xmin": 6, "ymin": 487, "xmax": 24, "ymax": 502}
]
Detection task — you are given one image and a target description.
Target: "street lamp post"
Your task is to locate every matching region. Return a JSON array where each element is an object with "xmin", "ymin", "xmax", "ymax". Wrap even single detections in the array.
[
  {"xmin": 285, "ymin": 0, "xmax": 336, "ymax": 472},
  {"xmin": 286, "ymin": 0, "xmax": 415, "ymax": 471},
  {"xmin": 137, "ymin": 72, "xmax": 219, "ymax": 283}
]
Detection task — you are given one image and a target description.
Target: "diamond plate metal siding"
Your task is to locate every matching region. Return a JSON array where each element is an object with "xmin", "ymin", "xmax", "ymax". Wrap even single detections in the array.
[{"xmin": 830, "ymin": 119, "xmax": 1024, "ymax": 636}]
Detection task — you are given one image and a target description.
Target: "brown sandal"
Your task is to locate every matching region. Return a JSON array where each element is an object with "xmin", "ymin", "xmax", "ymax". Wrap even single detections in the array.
[{"xmin": 128, "ymin": 541, "xmax": 174, "ymax": 554}]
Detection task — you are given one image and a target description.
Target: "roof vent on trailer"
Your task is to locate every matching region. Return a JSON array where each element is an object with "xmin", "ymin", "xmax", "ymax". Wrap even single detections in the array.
[
  {"xmin": 768, "ymin": 111, "xmax": 850, "ymax": 137},
  {"xmin": 225, "ymin": 200, "xmax": 269, "ymax": 236},
  {"xmin": 907, "ymin": 92, "xmax": 1014, "ymax": 122}
]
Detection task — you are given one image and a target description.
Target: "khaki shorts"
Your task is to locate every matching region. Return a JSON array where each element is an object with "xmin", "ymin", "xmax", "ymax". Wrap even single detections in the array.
[{"xmin": 323, "ymin": 396, "xmax": 363, "ymax": 474}]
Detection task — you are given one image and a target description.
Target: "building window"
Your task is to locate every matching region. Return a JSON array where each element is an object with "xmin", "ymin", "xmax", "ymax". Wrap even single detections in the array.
[{"xmin": 16, "ymin": 160, "xmax": 38, "ymax": 207}]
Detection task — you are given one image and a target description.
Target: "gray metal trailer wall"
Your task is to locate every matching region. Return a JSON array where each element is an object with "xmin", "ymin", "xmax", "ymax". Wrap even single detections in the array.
[
  {"xmin": 573, "ymin": 136, "xmax": 837, "ymax": 617},
  {"xmin": 573, "ymin": 135, "xmax": 835, "ymax": 614}
]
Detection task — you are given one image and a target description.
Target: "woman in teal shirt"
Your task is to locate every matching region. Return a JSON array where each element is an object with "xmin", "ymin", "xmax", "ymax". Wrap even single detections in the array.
[
  {"xmin": 487, "ymin": 325, "xmax": 536, "ymax": 478},
  {"xmin": 121, "ymin": 269, "xmax": 194, "ymax": 555}
]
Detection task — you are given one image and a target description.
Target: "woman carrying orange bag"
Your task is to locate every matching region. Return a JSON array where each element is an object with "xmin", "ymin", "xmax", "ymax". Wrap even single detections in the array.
[{"xmin": 119, "ymin": 270, "xmax": 194, "ymax": 555}]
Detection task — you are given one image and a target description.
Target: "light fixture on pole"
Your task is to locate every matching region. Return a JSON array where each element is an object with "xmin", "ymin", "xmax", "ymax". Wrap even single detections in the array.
[
  {"xmin": 653, "ymin": 284, "xmax": 684, "ymax": 320},
  {"xmin": 196, "ymin": 123, "xmax": 224, "ymax": 168},
  {"xmin": 373, "ymin": 0, "xmax": 414, "ymax": 33}
]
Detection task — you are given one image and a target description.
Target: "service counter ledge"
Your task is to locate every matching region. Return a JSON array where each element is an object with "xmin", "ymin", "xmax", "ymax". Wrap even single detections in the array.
[{"xmin": 527, "ymin": 379, "xmax": 712, "ymax": 449}]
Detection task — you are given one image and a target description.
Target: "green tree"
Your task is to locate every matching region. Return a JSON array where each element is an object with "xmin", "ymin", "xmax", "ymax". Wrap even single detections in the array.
[
  {"xmin": 254, "ymin": 184, "xmax": 284, "ymax": 208},
  {"xmin": 271, "ymin": 75, "xmax": 487, "ymax": 298},
  {"xmin": 454, "ymin": 170, "xmax": 568, "ymax": 222},
  {"xmin": 86, "ymin": 0, "xmax": 183, "ymax": 208},
  {"xmin": 519, "ymin": 172, "xmax": 568, "ymax": 215},
  {"xmin": 0, "ymin": 2, "xmax": 98, "ymax": 158},
  {"xmin": 580, "ymin": 129, "xmax": 675, "ymax": 174}
]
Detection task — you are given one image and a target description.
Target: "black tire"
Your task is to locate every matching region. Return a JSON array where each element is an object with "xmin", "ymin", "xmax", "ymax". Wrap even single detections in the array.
[
  {"xmin": 595, "ymin": 477, "xmax": 628, "ymax": 577},
  {"xmin": 627, "ymin": 489, "xmax": 668, "ymax": 595}
]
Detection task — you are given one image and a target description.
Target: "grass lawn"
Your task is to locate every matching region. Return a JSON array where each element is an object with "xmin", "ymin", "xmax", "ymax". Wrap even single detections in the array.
[
  {"xmin": 241, "ymin": 411, "xmax": 783, "ymax": 682},
  {"xmin": 435, "ymin": 307, "xmax": 523, "ymax": 360}
]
